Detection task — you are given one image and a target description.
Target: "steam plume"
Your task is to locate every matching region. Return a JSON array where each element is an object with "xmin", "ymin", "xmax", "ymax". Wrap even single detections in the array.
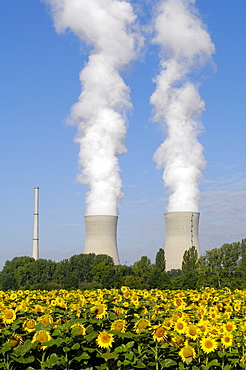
[
  {"xmin": 45, "ymin": 0, "xmax": 139, "ymax": 215},
  {"xmin": 150, "ymin": 0, "xmax": 215, "ymax": 212}
]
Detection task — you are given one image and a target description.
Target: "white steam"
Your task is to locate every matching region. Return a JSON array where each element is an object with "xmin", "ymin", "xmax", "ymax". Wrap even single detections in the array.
[
  {"xmin": 150, "ymin": 0, "xmax": 215, "ymax": 212},
  {"xmin": 45, "ymin": 0, "xmax": 139, "ymax": 215}
]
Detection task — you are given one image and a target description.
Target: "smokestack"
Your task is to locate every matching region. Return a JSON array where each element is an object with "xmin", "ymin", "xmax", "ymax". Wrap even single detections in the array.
[
  {"xmin": 84, "ymin": 215, "xmax": 119, "ymax": 265},
  {"xmin": 32, "ymin": 187, "xmax": 39, "ymax": 260},
  {"xmin": 164, "ymin": 211, "xmax": 200, "ymax": 271}
]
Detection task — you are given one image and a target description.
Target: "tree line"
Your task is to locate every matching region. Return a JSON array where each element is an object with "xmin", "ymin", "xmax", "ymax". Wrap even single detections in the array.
[{"xmin": 0, "ymin": 239, "xmax": 245, "ymax": 291}]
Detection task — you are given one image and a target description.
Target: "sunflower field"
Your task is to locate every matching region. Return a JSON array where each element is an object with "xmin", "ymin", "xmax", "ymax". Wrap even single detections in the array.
[{"xmin": 0, "ymin": 287, "xmax": 246, "ymax": 369}]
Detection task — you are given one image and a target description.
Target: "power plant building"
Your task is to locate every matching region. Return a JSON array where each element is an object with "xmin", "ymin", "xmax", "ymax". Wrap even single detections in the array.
[
  {"xmin": 84, "ymin": 215, "xmax": 120, "ymax": 265},
  {"xmin": 164, "ymin": 211, "xmax": 200, "ymax": 271}
]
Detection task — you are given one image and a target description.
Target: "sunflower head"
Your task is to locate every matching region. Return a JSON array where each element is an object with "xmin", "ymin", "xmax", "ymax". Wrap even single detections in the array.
[
  {"xmin": 200, "ymin": 337, "xmax": 218, "ymax": 354},
  {"xmin": 71, "ymin": 324, "xmax": 86, "ymax": 336},
  {"xmin": 8, "ymin": 335, "xmax": 23, "ymax": 348},
  {"xmin": 221, "ymin": 333, "xmax": 233, "ymax": 348},
  {"xmin": 179, "ymin": 343, "xmax": 196, "ymax": 364},
  {"xmin": 23, "ymin": 319, "xmax": 36, "ymax": 332},
  {"xmin": 2, "ymin": 309, "xmax": 16, "ymax": 325},
  {"xmin": 134, "ymin": 319, "xmax": 150, "ymax": 334},
  {"xmin": 91, "ymin": 303, "xmax": 108, "ymax": 319},
  {"xmin": 111, "ymin": 319, "xmax": 126, "ymax": 332},
  {"xmin": 38, "ymin": 315, "xmax": 53, "ymax": 327},
  {"xmin": 186, "ymin": 324, "xmax": 198, "ymax": 340},
  {"xmin": 174, "ymin": 319, "xmax": 187, "ymax": 334},
  {"xmin": 153, "ymin": 326, "xmax": 167, "ymax": 342},
  {"xmin": 96, "ymin": 331, "xmax": 114, "ymax": 349},
  {"xmin": 32, "ymin": 330, "xmax": 52, "ymax": 350}
]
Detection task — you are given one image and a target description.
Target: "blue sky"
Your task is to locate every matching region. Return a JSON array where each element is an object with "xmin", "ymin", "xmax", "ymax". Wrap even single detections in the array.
[{"xmin": 0, "ymin": 0, "xmax": 245, "ymax": 269}]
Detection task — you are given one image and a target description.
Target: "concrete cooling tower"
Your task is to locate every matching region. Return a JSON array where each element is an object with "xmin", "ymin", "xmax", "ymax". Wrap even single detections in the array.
[
  {"xmin": 164, "ymin": 211, "xmax": 200, "ymax": 271},
  {"xmin": 84, "ymin": 215, "xmax": 120, "ymax": 265}
]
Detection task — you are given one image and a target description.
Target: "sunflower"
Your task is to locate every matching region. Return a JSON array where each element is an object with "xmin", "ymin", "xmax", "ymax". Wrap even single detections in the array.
[
  {"xmin": 224, "ymin": 321, "xmax": 236, "ymax": 333},
  {"xmin": 8, "ymin": 334, "xmax": 23, "ymax": 348},
  {"xmin": 153, "ymin": 326, "xmax": 167, "ymax": 342},
  {"xmin": 32, "ymin": 330, "xmax": 52, "ymax": 350},
  {"xmin": 174, "ymin": 319, "xmax": 187, "ymax": 334},
  {"xmin": 221, "ymin": 333, "xmax": 233, "ymax": 348},
  {"xmin": 111, "ymin": 319, "xmax": 126, "ymax": 332},
  {"xmin": 23, "ymin": 318, "xmax": 36, "ymax": 332},
  {"xmin": 96, "ymin": 331, "xmax": 114, "ymax": 349},
  {"xmin": 179, "ymin": 342, "xmax": 196, "ymax": 363},
  {"xmin": 163, "ymin": 317, "xmax": 173, "ymax": 329},
  {"xmin": 200, "ymin": 337, "xmax": 218, "ymax": 354},
  {"xmin": 134, "ymin": 319, "xmax": 150, "ymax": 333},
  {"xmin": 71, "ymin": 323, "xmax": 86, "ymax": 335},
  {"xmin": 186, "ymin": 324, "xmax": 198, "ymax": 340},
  {"xmin": 38, "ymin": 315, "xmax": 53, "ymax": 327},
  {"xmin": 91, "ymin": 303, "xmax": 108, "ymax": 319},
  {"xmin": 2, "ymin": 309, "xmax": 16, "ymax": 324},
  {"xmin": 33, "ymin": 304, "xmax": 44, "ymax": 313},
  {"xmin": 121, "ymin": 286, "xmax": 128, "ymax": 293}
]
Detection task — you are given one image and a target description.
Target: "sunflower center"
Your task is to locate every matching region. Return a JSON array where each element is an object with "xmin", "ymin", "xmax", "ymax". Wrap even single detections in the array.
[
  {"xmin": 205, "ymin": 340, "xmax": 213, "ymax": 348},
  {"xmin": 226, "ymin": 323, "xmax": 233, "ymax": 331},
  {"xmin": 183, "ymin": 347, "xmax": 193, "ymax": 358},
  {"xmin": 102, "ymin": 335, "xmax": 110, "ymax": 343},
  {"xmin": 115, "ymin": 322, "xmax": 124, "ymax": 330},
  {"xmin": 26, "ymin": 320, "xmax": 36, "ymax": 329},
  {"xmin": 189, "ymin": 327, "xmax": 197, "ymax": 336},
  {"xmin": 155, "ymin": 327, "xmax": 165, "ymax": 337},
  {"xmin": 138, "ymin": 320, "xmax": 148, "ymax": 329},
  {"xmin": 37, "ymin": 333, "xmax": 49, "ymax": 343},
  {"xmin": 177, "ymin": 322, "xmax": 184, "ymax": 330},
  {"xmin": 5, "ymin": 311, "xmax": 14, "ymax": 319}
]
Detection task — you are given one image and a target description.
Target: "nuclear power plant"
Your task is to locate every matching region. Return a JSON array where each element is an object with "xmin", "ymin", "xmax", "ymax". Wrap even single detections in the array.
[
  {"xmin": 32, "ymin": 187, "xmax": 39, "ymax": 260},
  {"xmin": 164, "ymin": 211, "xmax": 200, "ymax": 271},
  {"xmin": 84, "ymin": 215, "xmax": 120, "ymax": 265}
]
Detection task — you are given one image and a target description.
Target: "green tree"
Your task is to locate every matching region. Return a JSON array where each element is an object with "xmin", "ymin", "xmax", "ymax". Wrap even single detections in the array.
[
  {"xmin": 197, "ymin": 242, "xmax": 241, "ymax": 289},
  {"xmin": 182, "ymin": 246, "xmax": 198, "ymax": 274},
  {"xmin": 155, "ymin": 248, "xmax": 166, "ymax": 272},
  {"xmin": 132, "ymin": 256, "xmax": 152, "ymax": 289}
]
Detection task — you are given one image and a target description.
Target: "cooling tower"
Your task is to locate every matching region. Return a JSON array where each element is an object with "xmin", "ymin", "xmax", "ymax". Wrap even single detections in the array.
[
  {"xmin": 164, "ymin": 211, "xmax": 200, "ymax": 271},
  {"xmin": 84, "ymin": 215, "xmax": 120, "ymax": 265},
  {"xmin": 32, "ymin": 187, "xmax": 39, "ymax": 260}
]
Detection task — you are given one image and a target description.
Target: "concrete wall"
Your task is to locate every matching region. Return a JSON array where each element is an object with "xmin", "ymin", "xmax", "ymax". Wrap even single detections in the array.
[
  {"xmin": 84, "ymin": 215, "xmax": 120, "ymax": 265},
  {"xmin": 164, "ymin": 211, "xmax": 200, "ymax": 271}
]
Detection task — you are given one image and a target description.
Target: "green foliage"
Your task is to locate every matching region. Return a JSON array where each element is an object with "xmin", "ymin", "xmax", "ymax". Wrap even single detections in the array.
[{"xmin": 0, "ymin": 240, "xmax": 246, "ymax": 290}]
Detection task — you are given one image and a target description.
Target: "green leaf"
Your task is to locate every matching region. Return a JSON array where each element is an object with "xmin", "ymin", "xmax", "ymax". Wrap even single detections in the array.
[
  {"xmin": 44, "ymin": 337, "xmax": 63, "ymax": 347},
  {"xmin": 100, "ymin": 352, "xmax": 118, "ymax": 361},
  {"xmin": 63, "ymin": 346, "xmax": 70, "ymax": 353},
  {"xmin": 44, "ymin": 353, "xmax": 59, "ymax": 367},
  {"xmin": 125, "ymin": 352, "xmax": 134, "ymax": 361},
  {"xmin": 0, "ymin": 342, "xmax": 12, "ymax": 353},
  {"xmin": 71, "ymin": 342, "xmax": 80, "ymax": 350},
  {"xmin": 11, "ymin": 339, "xmax": 36, "ymax": 356},
  {"xmin": 185, "ymin": 356, "xmax": 193, "ymax": 365},
  {"xmin": 218, "ymin": 351, "xmax": 226, "ymax": 358},
  {"xmin": 161, "ymin": 358, "xmax": 177, "ymax": 367},
  {"xmin": 125, "ymin": 341, "xmax": 135, "ymax": 350},
  {"xmin": 10, "ymin": 355, "xmax": 35, "ymax": 364},
  {"xmin": 85, "ymin": 330, "xmax": 98, "ymax": 342},
  {"xmin": 208, "ymin": 359, "xmax": 220, "ymax": 367},
  {"xmin": 223, "ymin": 366, "xmax": 231, "ymax": 370},
  {"xmin": 109, "ymin": 312, "xmax": 118, "ymax": 320},
  {"xmin": 75, "ymin": 352, "xmax": 91, "ymax": 361}
]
